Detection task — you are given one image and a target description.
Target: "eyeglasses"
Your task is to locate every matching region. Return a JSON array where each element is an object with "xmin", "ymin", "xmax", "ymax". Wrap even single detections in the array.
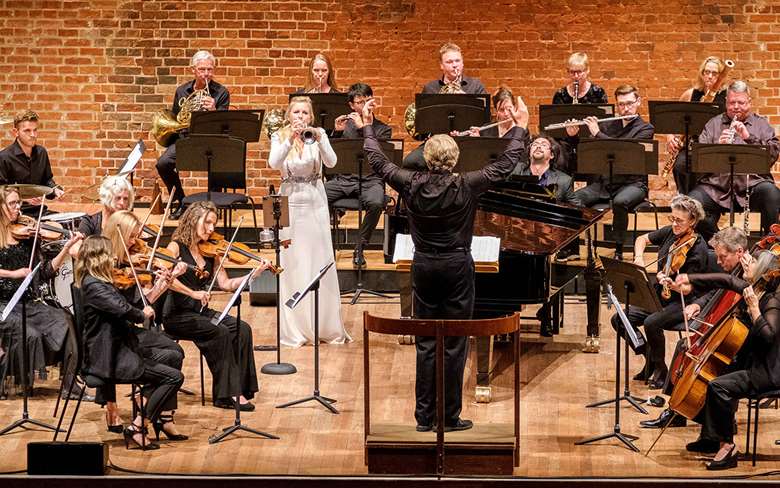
[
  {"xmin": 667, "ymin": 216, "xmax": 691, "ymax": 225},
  {"xmin": 702, "ymin": 69, "xmax": 720, "ymax": 77},
  {"xmin": 6, "ymin": 201, "xmax": 21, "ymax": 207},
  {"xmin": 616, "ymin": 100, "xmax": 638, "ymax": 108}
]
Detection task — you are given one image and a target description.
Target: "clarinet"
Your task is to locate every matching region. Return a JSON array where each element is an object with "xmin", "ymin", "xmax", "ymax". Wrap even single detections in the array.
[{"xmin": 744, "ymin": 174, "xmax": 751, "ymax": 235}]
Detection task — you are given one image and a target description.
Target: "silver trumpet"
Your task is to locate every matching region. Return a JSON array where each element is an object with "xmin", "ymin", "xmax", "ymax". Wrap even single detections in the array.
[
  {"xmin": 301, "ymin": 127, "xmax": 318, "ymax": 145},
  {"xmin": 544, "ymin": 114, "xmax": 638, "ymax": 131}
]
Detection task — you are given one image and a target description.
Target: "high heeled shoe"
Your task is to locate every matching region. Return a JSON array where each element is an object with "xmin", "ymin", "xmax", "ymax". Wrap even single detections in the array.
[
  {"xmin": 152, "ymin": 414, "xmax": 188, "ymax": 441},
  {"xmin": 706, "ymin": 444, "xmax": 738, "ymax": 471},
  {"xmin": 123, "ymin": 424, "xmax": 160, "ymax": 451},
  {"xmin": 105, "ymin": 411, "xmax": 123, "ymax": 434}
]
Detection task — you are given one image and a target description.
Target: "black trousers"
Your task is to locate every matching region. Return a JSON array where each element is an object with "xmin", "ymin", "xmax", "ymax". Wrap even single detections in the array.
[
  {"xmin": 700, "ymin": 370, "xmax": 762, "ymax": 443},
  {"xmin": 164, "ymin": 309, "xmax": 258, "ymax": 402},
  {"xmin": 155, "ymin": 144, "xmax": 186, "ymax": 202},
  {"xmin": 672, "ymin": 150, "xmax": 704, "ymax": 195},
  {"xmin": 324, "ymin": 176, "xmax": 385, "ymax": 246},
  {"xmin": 574, "ymin": 181, "xmax": 647, "ymax": 248},
  {"xmin": 689, "ymin": 181, "xmax": 780, "ymax": 243},
  {"xmin": 610, "ymin": 301, "xmax": 684, "ymax": 368},
  {"xmin": 412, "ymin": 250, "xmax": 474, "ymax": 427},
  {"xmin": 134, "ymin": 359, "xmax": 184, "ymax": 424}
]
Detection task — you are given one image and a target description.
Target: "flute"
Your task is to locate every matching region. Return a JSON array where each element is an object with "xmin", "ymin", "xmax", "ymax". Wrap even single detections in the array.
[
  {"xmin": 453, "ymin": 118, "xmax": 514, "ymax": 137},
  {"xmin": 544, "ymin": 114, "xmax": 638, "ymax": 131}
]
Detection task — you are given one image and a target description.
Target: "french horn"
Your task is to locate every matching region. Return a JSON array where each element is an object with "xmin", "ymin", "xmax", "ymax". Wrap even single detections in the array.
[
  {"xmin": 149, "ymin": 83, "xmax": 211, "ymax": 147},
  {"xmin": 403, "ymin": 81, "xmax": 465, "ymax": 138}
]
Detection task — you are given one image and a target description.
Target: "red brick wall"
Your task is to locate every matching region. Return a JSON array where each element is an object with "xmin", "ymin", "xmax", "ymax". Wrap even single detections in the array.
[{"xmin": 1, "ymin": 0, "xmax": 778, "ymax": 204}]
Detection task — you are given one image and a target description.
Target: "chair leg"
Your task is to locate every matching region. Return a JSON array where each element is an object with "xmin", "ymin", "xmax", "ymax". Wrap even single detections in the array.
[
  {"xmin": 753, "ymin": 402, "xmax": 759, "ymax": 466},
  {"xmin": 200, "ymin": 352, "xmax": 206, "ymax": 407},
  {"xmin": 53, "ymin": 370, "xmax": 80, "ymax": 441},
  {"xmin": 632, "ymin": 209, "xmax": 638, "ymax": 260},
  {"xmin": 53, "ymin": 350, "xmax": 74, "ymax": 418},
  {"xmin": 746, "ymin": 399, "xmax": 753, "ymax": 457},
  {"xmin": 64, "ymin": 383, "xmax": 87, "ymax": 442},
  {"xmin": 247, "ymin": 196, "xmax": 261, "ymax": 251}
]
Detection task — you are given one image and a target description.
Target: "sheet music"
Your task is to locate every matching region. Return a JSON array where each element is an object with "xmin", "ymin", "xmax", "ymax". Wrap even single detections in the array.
[
  {"xmin": 1, "ymin": 263, "xmax": 42, "ymax": 322},
  {"xmin": 392, "ymin": 234, "xmax": 500, "ymax": 263},
  {"xmin": 211, "ymin": 271, "xmax": 254, "ymax": 326},
  {"xmin": 117, "ymin": 140, "xmax": 145, "ymax": 176}
]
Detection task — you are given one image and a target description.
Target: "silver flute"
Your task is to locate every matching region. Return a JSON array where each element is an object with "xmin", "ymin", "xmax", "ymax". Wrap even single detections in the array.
[{"xmin": 544, "ymin": 114, "xmax": 638, "ymax": 131}]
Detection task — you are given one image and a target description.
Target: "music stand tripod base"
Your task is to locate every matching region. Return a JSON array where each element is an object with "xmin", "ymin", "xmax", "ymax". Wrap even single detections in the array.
[
  {"xmin": 261, "ymin": 362, "xmax": 297, "ymax": 375},
  {"xmin": 254, "ymin": 344, "xmax": 278, "ymax": 352}
]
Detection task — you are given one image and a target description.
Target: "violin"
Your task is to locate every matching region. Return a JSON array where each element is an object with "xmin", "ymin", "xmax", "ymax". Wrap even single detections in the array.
[
  {"xmin": 129, "ymin": 238, "xmax": 209, "ymax": 279},
  {"xmin": 9, "ymin": 215, "xmax": 71, "ymax": 241},
  {"xmin": 198, "ymin": 232, "xmax": 283, "ymax": 275},
  {"xmin": 112, "ymin": 266, "xmax": 153, "ymax": 290},
  {"xmin": 661, "ymin": 228, "xmax": 697, "ymax": 300}
]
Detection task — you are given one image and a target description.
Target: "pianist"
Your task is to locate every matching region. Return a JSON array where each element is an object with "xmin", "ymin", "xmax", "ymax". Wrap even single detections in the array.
[
  {"xmin": 511, "ymin": 135, "xmax": 576, "ymax": 205},
  {"xmin": 360, "ymin": 99, "xmax": 527, "ymax": 433}
]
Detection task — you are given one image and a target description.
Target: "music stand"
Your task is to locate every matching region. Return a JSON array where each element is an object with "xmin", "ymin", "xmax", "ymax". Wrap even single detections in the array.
[
  {"xmin": 208, "ymin": 273, "xmax": 279, "ymax": 444},
  {"xmin": 176, "ymin": 134, "xmax": 246, "ymax": 202},
  {"xmin": 414, "ymin": 94, "xmax": 490, "ymax": 136},
  {"xmin": 576, "ymin": 257, "xmax": 662, "ymax": 452},
  {"xmin": 453, "ymin": 137, "xmax": 511, "ymax": 173},
  {"xmin": 277, "ymin": 262, "xmax": 339, "ymax": 414},
  {"xmin": 0, "ymin": 264, "xmax": 63, "ymax": 436},
  {"xmin": 539, "ymin": 103, "xmax": 615, "ymax": 140},
  {"xmin": 260, "ymin": 190, "xmax": 297, "ymax": 375},
  {"xmin": 289, "ymin": 93, "xmax": 350, "ymax": 133},
  {"xmin": 648, "ymin": 101, "xmax": 721, "ymax": 192},
  {"xmin": 692, "ymin": 143, "xmax": 772, "ymax": 226},
  {"xmin": 190, "ymin": 109, "xmax": 264, "ymax": 143},
  {"xmin": 328, "ymin": 139, "xmax": 403, "ymax": 304}
]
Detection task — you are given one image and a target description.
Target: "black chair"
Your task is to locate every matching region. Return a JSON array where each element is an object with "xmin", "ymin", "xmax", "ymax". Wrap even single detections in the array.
[
  {"xmin": 591, "ymin": 197, "xmax": 660, "ymax": 258},
  {"xmin": 744, "ymin": 389, "xmax": 780, "ymax": 466},
  {"xmin": 330, "ymin": 194, "xmax": 394, "ymax": 254}
]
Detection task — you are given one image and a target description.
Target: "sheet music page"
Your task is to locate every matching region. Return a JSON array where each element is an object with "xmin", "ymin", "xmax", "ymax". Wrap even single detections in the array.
[
  {"xmin": 393, "ymin": 234, "xmax": 500, "ymax": 263},
  {"xmin": 118, "ymin": 140, "xmax": 145, "ymax": 176}
]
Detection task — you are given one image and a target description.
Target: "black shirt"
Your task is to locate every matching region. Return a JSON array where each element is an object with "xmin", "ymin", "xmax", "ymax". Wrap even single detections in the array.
[
  {"xmin": 648, "ymin": 225, "xmax": 710, "ymax": 304},
  {"xmin": 422, "ymin": 76, "xmax": 487, "ymax": 95},
  {"xmin": 363, "ymin": 125, "xmax": 527, "ymax": 252},
  {"xmin": 691, "ymin": 88, "xmax": 726, "ymax": 108},
  {"xmin": 78, "ymin": 212, "xmax": 103, "ymax": 237},
  {"xmin": 172, "ymin": 79, "xmax": 230, "ymax": 117},
  {"xmin": 552, "ymin": 84, "xmax": 608, "ymax": 105},
  {"xmin": 167, "ymin": 241, "xmax": 215, "ymax": 314},
  {"xmin": 331, "ymin": 117, "xmax": 392, "ymax": 181},
  {"xmin": 0, "ymin": 140, "xmax": 58, "ymax": 192},
  {"xmin": 0, "ymin": 240, "xmax": 56, "ymax": 302}
]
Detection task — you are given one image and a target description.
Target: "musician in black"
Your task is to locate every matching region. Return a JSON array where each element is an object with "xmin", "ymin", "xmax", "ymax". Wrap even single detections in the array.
[
  {"xmin": 462, "ymin": 86, "xmax": 529, "ymax": 139},
  {"xmin": 402, "ymin": 43, "xmax": 487, "ymax": 171},
  {"xmin": 615, "ymin": 195, "xmax": 710, "ymax": 389},
  {"xmin": 512, "ymin": 135, "xmax": 575, "ymax": 205},
  {"xmin": 0, "ymin": 111, "xmax": 65, "ymax": 214},
  {"xmin": 155, "ymin": 50, "xmax": 230, "ymax": 219},
  {"xmin": 360, "ymin": 101, "xmax": 527, "ymax": 432},
  {"xmin": 679, "ymin": 250, "xmax": 780, "ymax": 470},
  {"xmin": 668, "ymin": 56, "xmax": 729, "ymax": 194},
  {"xmin": 688, "ymin": 80, "xmax": 780, "ymax": 242},
  {"xmin": 642, "ymin": 227, "xmax": 747, "ymax": 429},
  {"xmin": 565, "ymin": 85, "xmax": 654, "ymax": 261},
  {"xmin": 326, "ymin": 83, "xmax": 391, "ymax": 267}
]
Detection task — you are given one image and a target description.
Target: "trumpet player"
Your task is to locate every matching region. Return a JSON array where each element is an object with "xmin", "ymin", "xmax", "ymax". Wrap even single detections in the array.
[
  {"xmin": 0, "ymin": 110, "xmax": 65, "ymax": 214},
  {"xmin": 688, "ymin": 80, "xmax": 780, "ymax": 241},
  {"xmin": 155, "ymin": 50, "xmax": 230, "ymax": 219},
  {"xmin": 328, "ymin": 83, "xmax": 391, "ymax": 267}
]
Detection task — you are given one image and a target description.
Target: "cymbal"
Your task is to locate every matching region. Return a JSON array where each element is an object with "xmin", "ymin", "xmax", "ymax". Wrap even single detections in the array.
[{"xmin": 6, "ymin": 183, "xmax": 54, "ymax": 199}]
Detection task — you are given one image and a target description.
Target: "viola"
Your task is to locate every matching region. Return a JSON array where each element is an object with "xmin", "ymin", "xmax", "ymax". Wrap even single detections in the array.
[
  {"xmin": 198, "ymin": 232, "xmax": 283, "ymax": 275},
  {"xmin": 112, "ymin": 266, "xmax": 153, "ymax": 290},
  {"xmin": 661, "ymin": 228, "xmax": 697, "ymax": 300},
  {"xmin": 9, "ymin": 215, "xmax": 71, "ymax": 242},
  {"xmin": 129, "ymin": 238, "xmax": 209, "ymax": 279}
]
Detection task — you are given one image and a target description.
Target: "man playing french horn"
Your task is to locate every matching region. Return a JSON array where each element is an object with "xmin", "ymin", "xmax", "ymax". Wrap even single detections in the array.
[{"xmin": 155, "ymin": 50, "xmax": 230, "ymax": 219}]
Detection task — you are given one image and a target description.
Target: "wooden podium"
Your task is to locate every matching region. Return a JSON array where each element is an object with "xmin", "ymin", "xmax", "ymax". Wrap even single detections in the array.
[{"xmin": 362, "ymin": 312, "xmax": 521, "ymax": 475}]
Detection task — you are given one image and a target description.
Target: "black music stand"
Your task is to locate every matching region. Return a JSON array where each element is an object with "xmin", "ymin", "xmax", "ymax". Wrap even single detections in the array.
[
  {"xmin": 190, "ymin": 109, "xmax": 264, "ymax": 143},
  {"xmin": 649, "ymin": 101, "xmax": 721, "ymax": 193},
  {"xmin": 576, "ymin": 257, "xmax": 662, "ymax": 452},
  {"xmin": 209, "ymin": 277, "xmax": 279, "ymax": 444},
  {"xmin": 415, "ymin": 94, "xmax": 490, "ymax": 136},
  {"xmin": 692, "ymin": 143, "xmax": 772, "ymax": 226},
  {"xmin": 329, "ymin": 139, "xmax": 403, "ymax": 304},
  {"xmin": 453, "ymin": 137, "xmax": 511, "ymax": 173},
  {"xmin": 289, "ymin": 93, "xmax": 350, "ymax": 133},
  {"xmin": 176, "ymin": 134, "xmax": 246, "ymax": 202},
  {"xmin": 539, "ymin": 103, "xmax": 615, "ymax": 140},
  {"xmin": 259, "ymin": 188, "xmax": 297, "ymax": 375},
  {"xmin": 277, "ymin": 262, "xmax": 339, "ymax": 414},
  {"xmin": 0, "ymin": 264, "xmax": 63, "ymax": 436}
]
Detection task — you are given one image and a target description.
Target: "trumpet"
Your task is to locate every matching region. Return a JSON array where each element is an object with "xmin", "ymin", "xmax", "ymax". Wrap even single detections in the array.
[
  {"xmin": 300, "ymin": 127, "xmax": 318, "ymax": 145},
  {"xmin": 544, "ymin": 114, "xmax": 638, "ymax": 131}
]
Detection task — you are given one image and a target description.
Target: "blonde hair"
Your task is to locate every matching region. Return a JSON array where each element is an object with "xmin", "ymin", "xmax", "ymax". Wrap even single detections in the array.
[
  {"xmin": 304, "ymin": 53, "xmax": 338, "ymax": 92},
  {"xmin": 277, "ymin": 96, "xmax": 316, "ymax": 153},
  {"xmin": 171, "ymin": 201, "xmax": 217, "ymax": 247},
  {"xmin": 13, "ymin": 110, "xmax": 39, "ymax": 129},
  {"xmin": 670, "ymin": 194, "xmax": 705, "ymax": 224},
  {"xmin": 74, "ymin": 235, "xmax": 114, "ymax": 287},
  {"xmin": 99, "ymin": 175, "xmax": 135, "ymax": 210},
  {"xmin": 0, "ymin": 186, "xmax": 20, "ymax": 249},
  {"xmin": 103, "ymin": 210, "xmax": 141, "ymax": 264},
  {"xmin": 567, "ymin": 52, "xmax": 589, "ymax": 70},
  {"xmin": 423, "ymin": 135, "xmax": 460, "ymax": 173},
  {"xmin": 695, "ymin": 56, "xmax": 726, "ymax": 91},
  {"xmin": 439, "ymin": 42, "xmax": 462, "ymax": 60}
]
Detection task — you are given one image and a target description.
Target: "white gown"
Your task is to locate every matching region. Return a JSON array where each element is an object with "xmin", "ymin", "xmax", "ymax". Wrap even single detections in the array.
[{"xmin": 269, "ymin": 129, "xmax": 349, "ymax": 347}]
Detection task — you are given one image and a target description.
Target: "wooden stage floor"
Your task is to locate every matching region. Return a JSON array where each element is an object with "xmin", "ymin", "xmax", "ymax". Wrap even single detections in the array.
[{"xmin": 2, "ymin": 295, "xmax": 780, "ymax": 479}]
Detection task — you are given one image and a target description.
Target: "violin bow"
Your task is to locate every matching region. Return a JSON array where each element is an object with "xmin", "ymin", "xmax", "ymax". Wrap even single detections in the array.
[
  {"xmin": 119, "ymin": 233, "xmax": 150, "ymax": 309},
  {"xmin": 200, "ymin": 216, "xmax": 244, "ymax": 313},
  {"xmin": 27, "ymin": 198, "xmax": 47, "ymax": 269},
  {"xmin": 140, "ymin": 192, "xmax": 162, "ymax": 229},
  {"xmin": 146, "ymin": 192, "xmax": 174, "ymax": 271}
]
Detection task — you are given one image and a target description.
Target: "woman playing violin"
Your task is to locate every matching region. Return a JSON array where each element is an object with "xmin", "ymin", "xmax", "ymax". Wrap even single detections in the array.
[
  {"xmin": 613, "ymin": 195, "xmax": 712, "ymax": 388},
  {"xmin": 164, "ymin": 201, "xmax": 266, "ymax": 411},
  {"xmin": 0, "ymin": 185, "xmax": 82, "ymax": 396},
  {"xmin": 70, "ymin": 174, "xmax": 134, "ymax": 258},
  {"xmin": 674, "ymin": 250, "xmax": 780, "ymax": 470},
  {"xmin": 98, "ymin": 210, "xmax": 189, "ymax": 440}
]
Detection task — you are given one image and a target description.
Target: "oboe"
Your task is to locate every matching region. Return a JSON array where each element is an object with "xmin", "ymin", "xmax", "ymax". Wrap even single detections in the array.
[
  {"xmin": 744, "ymin": 173, "xmax": 751, "ymax": 235},
  {"xmin": 573, "ymin": 80, "xmax": 579, "ymax": 104}
]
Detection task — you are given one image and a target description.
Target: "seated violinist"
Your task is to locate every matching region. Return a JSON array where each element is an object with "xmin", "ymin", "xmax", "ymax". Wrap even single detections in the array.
[
  {"xmin": 614, "ymin": 195, "xmax": 710, "ymax": 389},
  {"xmin": 164, "ymin": 201, "xmax": 268, "ymax": 411},
  {"xmin": 641, "ymin": 227, "xmax": 747, "ymax": 429},
  {"xmin": 98, "ymin": 210, "xmax": 188, "ymax": 439},
  {"xmin": 670, "ymin": 249, "xmax": 780, "ymax": 470},
  {"xmin": 70, "ymin": 174, "xmax": 134, "ymax": 257},
  {"xmin": 0, "ymin": 186, "xmax": 82, "ymax": 397}
]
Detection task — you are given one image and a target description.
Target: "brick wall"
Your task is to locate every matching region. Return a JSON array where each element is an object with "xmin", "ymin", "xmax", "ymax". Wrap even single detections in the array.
[{"xmin": 1, "ymin": 0, "xmax": 779, "ymax": 204}]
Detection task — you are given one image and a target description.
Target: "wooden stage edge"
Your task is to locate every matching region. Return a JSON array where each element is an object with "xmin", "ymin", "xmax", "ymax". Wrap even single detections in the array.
[{"xmin": 3, "ymin": 296, "xmax": 780, "ymax": 483}]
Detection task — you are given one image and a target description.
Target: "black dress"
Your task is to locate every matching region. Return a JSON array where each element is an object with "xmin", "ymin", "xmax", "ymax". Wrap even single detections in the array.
[
  {"xmin": 162, "ymin": 242, "xmax": 258, "ymax": 403},
  {"xmin": 0, "ymin": 240, "xmax": 74, "ymax": 389}
]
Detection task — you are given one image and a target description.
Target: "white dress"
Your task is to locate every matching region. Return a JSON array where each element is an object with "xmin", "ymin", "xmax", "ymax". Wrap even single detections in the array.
[{"xmin": 268, "ymin": 129, "xmax": 349, "ymax": 347}]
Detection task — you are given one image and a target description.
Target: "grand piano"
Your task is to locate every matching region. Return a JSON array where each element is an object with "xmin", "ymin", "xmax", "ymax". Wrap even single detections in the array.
[{"xmin": 471, "ymin": 180, "xmax": 607, "ymax": 401}]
